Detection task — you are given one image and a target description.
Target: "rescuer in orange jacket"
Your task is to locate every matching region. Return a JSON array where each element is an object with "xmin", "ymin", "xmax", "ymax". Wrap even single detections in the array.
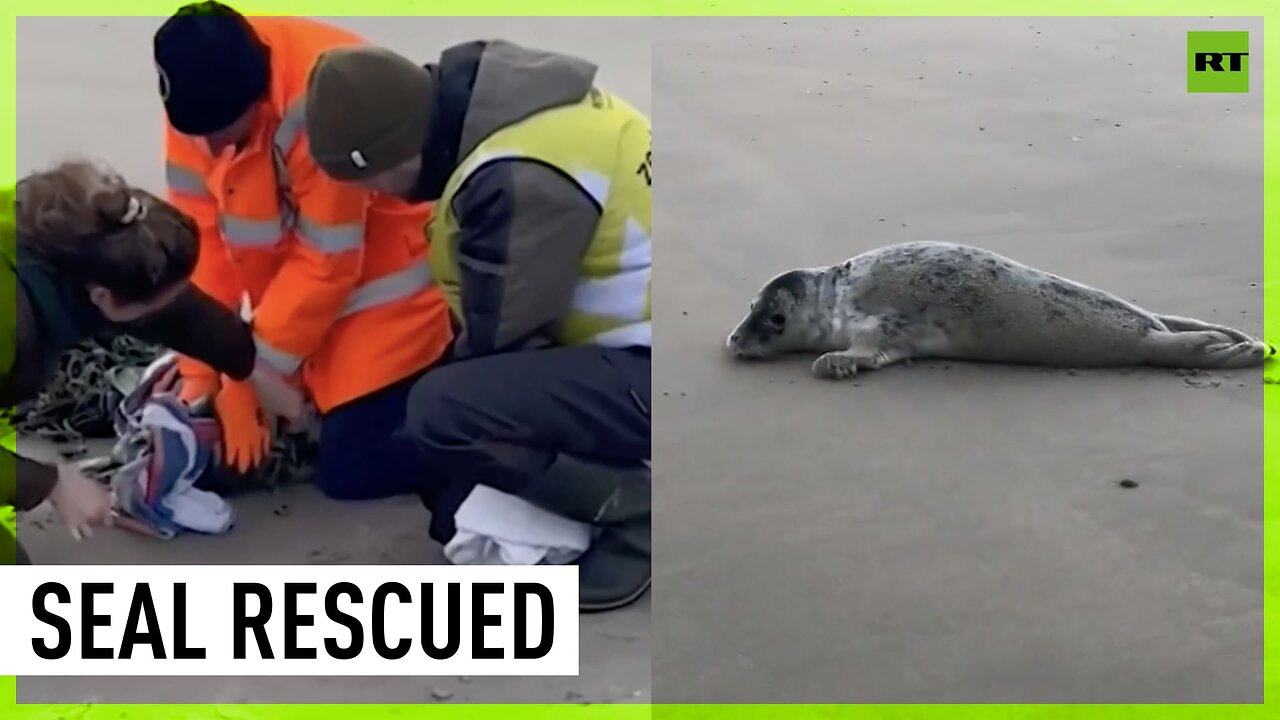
[{"xmin": 153, "ymin": 3, "xmax": 454, "ymax": 497}]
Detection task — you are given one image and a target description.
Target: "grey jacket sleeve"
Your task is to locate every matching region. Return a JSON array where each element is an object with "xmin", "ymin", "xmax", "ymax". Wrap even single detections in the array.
[{"xmin": 450, "ymin": 158, "xmax": 600, "ymax": 358}]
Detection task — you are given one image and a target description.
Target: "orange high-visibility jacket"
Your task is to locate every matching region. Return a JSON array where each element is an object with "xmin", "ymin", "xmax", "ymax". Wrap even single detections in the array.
[{"xmin": 163, "ymin": 16, "xmax": 453, "ymax": 413}]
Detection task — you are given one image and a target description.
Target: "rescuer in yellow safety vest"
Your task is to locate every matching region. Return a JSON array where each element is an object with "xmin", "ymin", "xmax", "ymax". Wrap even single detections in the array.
[{"xmin": 303, "ymin": 40, "xmax": 651, "ymax": 613}]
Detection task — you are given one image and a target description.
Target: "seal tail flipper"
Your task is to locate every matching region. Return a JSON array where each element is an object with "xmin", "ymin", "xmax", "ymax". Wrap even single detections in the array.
[
  {"xmin": 1141, "ymin": 330, "xmax": 1273, "ymax": 369},
  {"xmin": 1206, "ymin": 340, "xmax": 1274, "ymax": 368},
  {"xmin": 1154, "ymin": 314, "xmax": 1258, "ymax": 345}
]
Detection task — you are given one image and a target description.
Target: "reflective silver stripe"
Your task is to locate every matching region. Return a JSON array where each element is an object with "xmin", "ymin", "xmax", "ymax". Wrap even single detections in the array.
[
  {"xmin": 575, "ymin": 169, "xmax": 611, "ymax": 208},
  {"xmin": 593, "ymin": 321, "xmax": 651, "ymax": 348},
  {"xmin": 270, "ymin": 98, "xmax": 306, "ymax": 230},
  {"xmin": 165, "ymin": 162, "xmax": 210, "ymax": 198},
  {"xmin": 248, "ymin": 264, "xmax": 431, "ymax": 372},
  {"xmin": 219, "ymin": 214, "xmax": 283, "ymax": 248},
  {"xmin": 274, "ymin": 97, "xmax": 306, "ymax": 156},
  {"xmin": 271, "ymin": 98, "xmax": 305, "ymax": 191},
  {"xmin": 620, "ymin": 217, "xmax": 651, "ymax": 271},
  {"xmin": 254, "ymin": 334, "xmax": 302, "ymax": 375},
  {"xmin": 572, "ymin": 220, "xmax": 650, "ymax": 320},
  {"xmin": 296, "ymin": 215, "xmax": 363, "ymax": 254},
  {"xmin": 573, "ymin": 267, "xmax": 650, "ymax": 320},
  {"xmin": 339, "ymin": 262, "xmax": 434, "ymax": 319}
]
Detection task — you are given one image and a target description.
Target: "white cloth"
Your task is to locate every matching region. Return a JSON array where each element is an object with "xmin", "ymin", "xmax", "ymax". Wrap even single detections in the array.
[
  {"xmin": 161, "ymin": 486, "xmax": 235, "ymax": 534},
  {"xmin": 136, "ymin": 403, "xmax": 234, "ymax": 535},
  {"xmin": 111, "ymin": 370, "xmax": 236, "ymax": 538},
  {"xmin": 443, "ymin": 484, "xmax": 592, "ymax": 566}
]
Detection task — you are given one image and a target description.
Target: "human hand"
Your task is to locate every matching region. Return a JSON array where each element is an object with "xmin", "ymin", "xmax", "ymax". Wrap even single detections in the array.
[
  {"xmin": 213, "ymin": 379, "xmax": 271, "ymax": 473},
  {"xmin": 249, "ymin": 359, "xmax": 305, "ymax": 426},
  {"xmin": 48, "ymin": 464, "xmax": 114, "ymax": 541}
]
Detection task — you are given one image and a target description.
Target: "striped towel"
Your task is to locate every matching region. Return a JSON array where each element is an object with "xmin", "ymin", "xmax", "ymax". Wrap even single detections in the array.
[{"xmin": 109, "ymin": 356, "xmax": 234, "ymax": 539}]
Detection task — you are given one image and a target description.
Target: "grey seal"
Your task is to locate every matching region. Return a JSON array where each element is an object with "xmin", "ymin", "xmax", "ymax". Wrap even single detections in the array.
[{"xmin": 726, "ymin": 241, "xmax": 1274, "ymax": 379}]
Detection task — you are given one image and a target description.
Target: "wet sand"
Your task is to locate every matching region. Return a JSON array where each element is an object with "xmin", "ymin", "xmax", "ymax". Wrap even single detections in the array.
[
  {"xmin": 15, "ymin": 16, "xmax": 651, "ymax": 705},
  {"xmin": 652, "ymin": 17, "xmax": 1265, "ymax": 703}
]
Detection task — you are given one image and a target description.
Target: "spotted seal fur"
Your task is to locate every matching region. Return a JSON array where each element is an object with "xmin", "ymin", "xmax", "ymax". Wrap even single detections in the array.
[{"xmin": 726, "ymin": 241, "xmax": 1274, "ymax": 379}]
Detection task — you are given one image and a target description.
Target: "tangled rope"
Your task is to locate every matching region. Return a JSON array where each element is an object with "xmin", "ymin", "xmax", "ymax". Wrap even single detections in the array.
[
  {"xmin": 12, "ymin": 334, "xmax": 318, "ymax": 498},
  {"xmin": 12, "ymin": 335, "xmax": 154, "ymax": 453}
]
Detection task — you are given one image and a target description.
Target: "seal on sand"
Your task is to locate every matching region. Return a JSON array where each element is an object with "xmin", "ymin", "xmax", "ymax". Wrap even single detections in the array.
[{"xmin": 725, "ymin": 241, "xmax": 1275, "ymax": 380}]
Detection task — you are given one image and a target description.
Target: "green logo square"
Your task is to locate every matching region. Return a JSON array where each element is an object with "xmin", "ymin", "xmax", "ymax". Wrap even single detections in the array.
[{"xmin": 1187, "ymin": 31, "xmax": 1250, "ymax": 93}]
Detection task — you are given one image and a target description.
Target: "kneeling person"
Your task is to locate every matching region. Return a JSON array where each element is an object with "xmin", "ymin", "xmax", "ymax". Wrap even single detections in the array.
[
  {"xmin": 153, "ymin": 4, "xmax": 454, "ymax": 495},
  {"xmin": 304, "ymin": 40, "xmax": 651, "ymax": 612}
]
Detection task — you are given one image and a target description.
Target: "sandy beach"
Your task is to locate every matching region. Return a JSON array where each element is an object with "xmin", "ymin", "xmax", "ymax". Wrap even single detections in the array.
[
  {"xmin": 652, "ymin": 16, "xmax": 1265, "ymax": 703},
  {"xmin": 15, "ymin": 16, "xmax": 651, "ymax": 705}
]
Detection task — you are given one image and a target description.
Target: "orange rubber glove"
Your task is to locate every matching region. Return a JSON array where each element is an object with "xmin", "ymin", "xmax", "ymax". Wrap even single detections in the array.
[{"xmin": 212, "ymin": 379, "xmax": 271, "ymax": 473}]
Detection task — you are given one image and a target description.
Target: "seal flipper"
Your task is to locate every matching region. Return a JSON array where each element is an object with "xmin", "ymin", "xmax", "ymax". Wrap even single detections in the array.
[
  {"xmin": 811, "ymin": 344, "xmax": 912, "ymax": 380},
  {"xmin": 1154, "ymin": 314, "xmax": 1259, "ymax": 345},
  {"xmin": 1140, "ymin": 329, "xmax": 1272, "ymax": 369}
]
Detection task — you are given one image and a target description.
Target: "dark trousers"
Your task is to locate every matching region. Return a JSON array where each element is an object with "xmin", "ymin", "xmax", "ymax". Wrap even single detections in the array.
[
  {"xmin": 311, "ymin": 371, "xmax": 434, "ymax": 501},
  {"xmin": 405, "ymin": 345, "xmax": 651, "ymax": 543},
  {"xmin": 312, "ymin": 344, "xmax": 651, "ymax": 528}
]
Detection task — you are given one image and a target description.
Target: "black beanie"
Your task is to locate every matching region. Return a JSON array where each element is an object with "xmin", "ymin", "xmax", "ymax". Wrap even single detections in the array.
[{"xmin": 154, "ymin": 2, "xmax": 269, "ymax": 136}]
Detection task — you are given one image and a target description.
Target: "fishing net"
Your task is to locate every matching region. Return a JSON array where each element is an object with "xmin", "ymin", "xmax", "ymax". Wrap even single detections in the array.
[
  {"xmin": 12, "ymin": 335, "xmax": 153, "ymax": 448},
  {"xmin": 11, "ymin": 334, "xmax": 319, "ymax": 499}
]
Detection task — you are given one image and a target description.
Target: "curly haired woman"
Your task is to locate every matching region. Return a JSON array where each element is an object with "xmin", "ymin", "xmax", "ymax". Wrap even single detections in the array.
[{"xmin": 1, "ymin": 158, "xmax": 298, "ymax": 563}]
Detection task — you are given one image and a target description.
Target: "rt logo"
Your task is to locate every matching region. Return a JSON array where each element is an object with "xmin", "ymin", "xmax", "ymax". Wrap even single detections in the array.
[{"xmin": 1187, "ymin": 31, "xmax": 1249, "ymax": 93}]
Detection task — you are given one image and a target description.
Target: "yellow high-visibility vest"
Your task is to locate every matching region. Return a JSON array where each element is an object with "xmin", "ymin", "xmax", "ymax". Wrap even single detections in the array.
[{"xmin": 429, "ymin": 88, "xmax": 652, "ymax": 348}]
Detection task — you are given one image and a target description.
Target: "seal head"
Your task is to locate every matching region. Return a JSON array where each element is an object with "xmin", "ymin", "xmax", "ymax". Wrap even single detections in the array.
[{"xmin": 726, "ymin": 269, "xmax": 829, "ymax": 359}]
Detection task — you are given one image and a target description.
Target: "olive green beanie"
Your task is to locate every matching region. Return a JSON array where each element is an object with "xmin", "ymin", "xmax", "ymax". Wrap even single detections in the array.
[{"xmin": 304, "ymin": 46, "xmax": 435, "ymax": 182}]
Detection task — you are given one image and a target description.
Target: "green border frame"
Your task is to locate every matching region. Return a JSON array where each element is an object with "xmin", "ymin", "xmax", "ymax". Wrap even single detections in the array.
[{"xmin": 3, "ymin": 0, "xmax": 1276, "ymax": 717}]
